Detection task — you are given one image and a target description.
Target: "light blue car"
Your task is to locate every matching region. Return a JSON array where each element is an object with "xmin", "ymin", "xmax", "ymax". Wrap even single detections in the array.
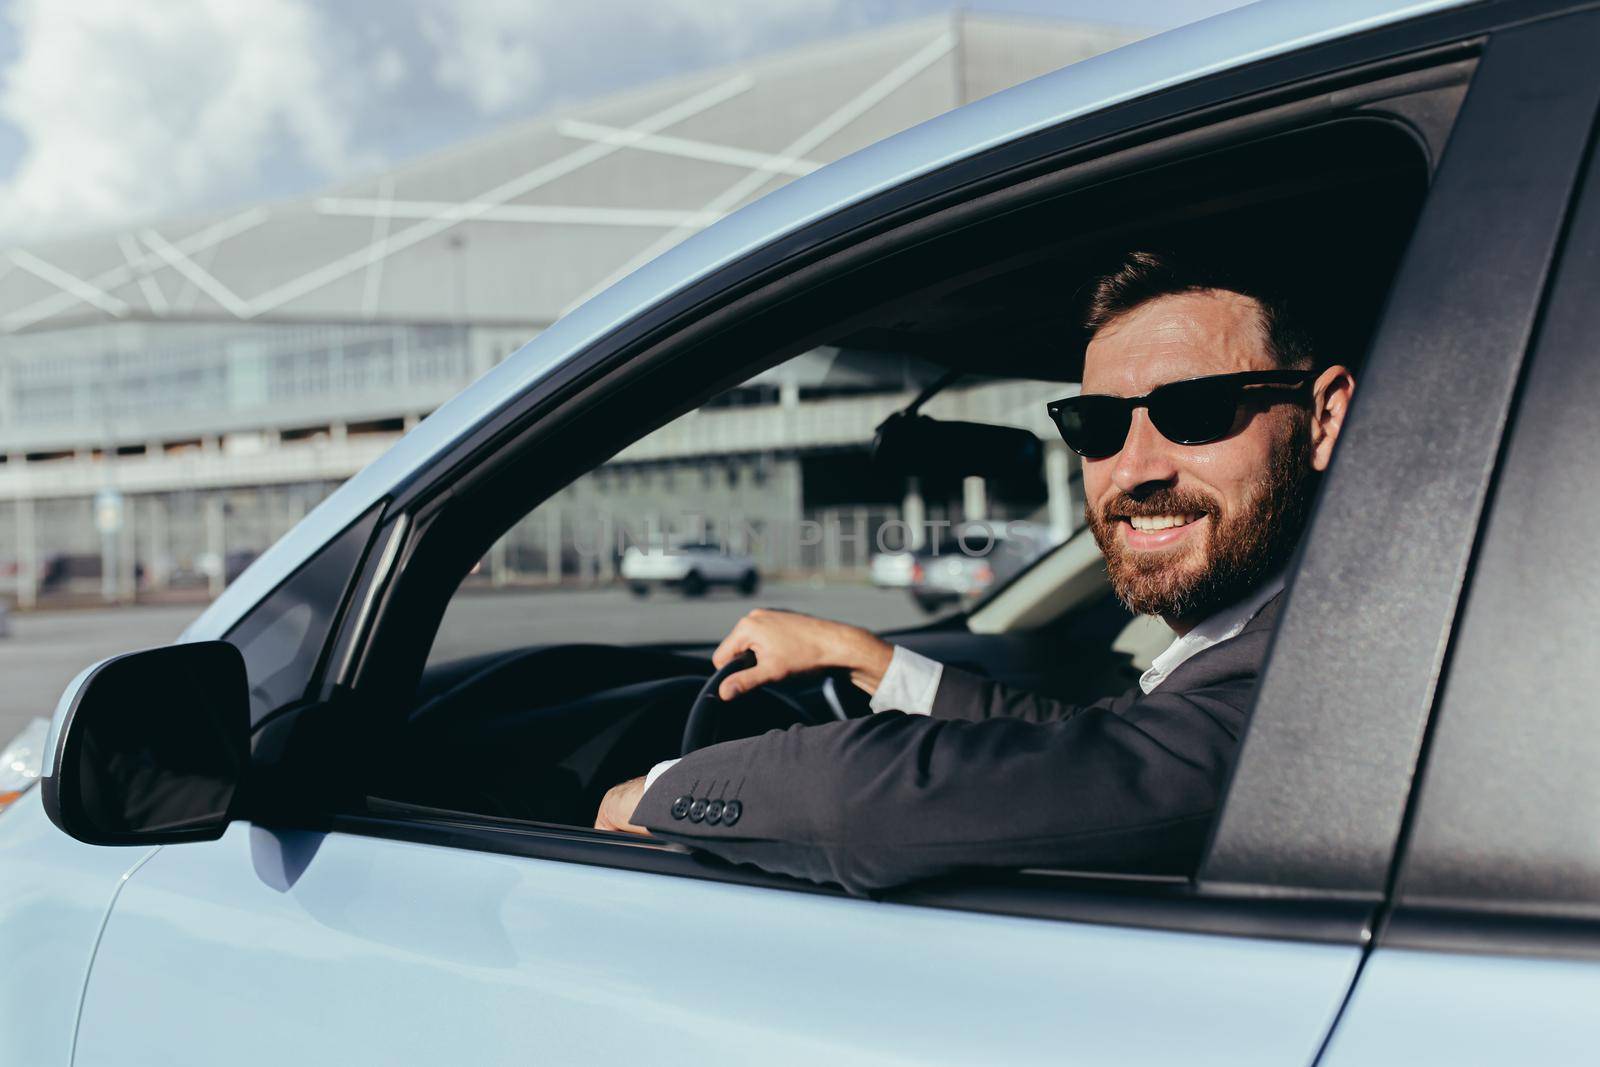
[{"xmin": 5, "ymin": 0, "xmax": 1600, "ymax": 1062}]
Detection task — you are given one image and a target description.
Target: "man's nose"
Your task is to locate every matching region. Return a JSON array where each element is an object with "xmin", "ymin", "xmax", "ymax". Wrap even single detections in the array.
[{"xmin": 1109, "ymin": 409, "xmax": 1180, "ymax": 493}]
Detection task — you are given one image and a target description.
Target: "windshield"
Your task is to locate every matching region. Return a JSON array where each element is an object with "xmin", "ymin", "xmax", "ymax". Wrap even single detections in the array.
[{"xmin": 429, "ymin": 354, "xmax": 1081, "ymax": 663}]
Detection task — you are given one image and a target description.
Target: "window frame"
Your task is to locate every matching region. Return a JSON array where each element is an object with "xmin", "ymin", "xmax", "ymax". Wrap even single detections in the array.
[
  {"xmin": 1374, "ymin": 48, "xmax": 1600, "ymax": 961},
  {"xmin": 243, "ymin": 2, "xmax": 1596, "ymax": 941},
  {"xmin": 1200, "ymin": 4, "xmax": 1600, "ymax": 897}
]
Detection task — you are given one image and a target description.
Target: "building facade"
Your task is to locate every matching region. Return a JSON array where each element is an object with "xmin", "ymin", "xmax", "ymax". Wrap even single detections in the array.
[{"xmin": 0, "ymin": 15, "xmax": 1132, "ymax": 604}]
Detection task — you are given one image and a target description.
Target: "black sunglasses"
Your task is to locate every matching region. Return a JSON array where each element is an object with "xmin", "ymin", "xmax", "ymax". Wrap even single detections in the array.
[{"xmin": 1046, "ymin": 370, "xmax": 1314, "ymax": 459}]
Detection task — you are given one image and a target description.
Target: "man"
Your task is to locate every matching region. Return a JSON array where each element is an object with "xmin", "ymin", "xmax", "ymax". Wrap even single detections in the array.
[{"xmin": 594, "ymin": 249, "xmax": 1355, "ymax": 895}]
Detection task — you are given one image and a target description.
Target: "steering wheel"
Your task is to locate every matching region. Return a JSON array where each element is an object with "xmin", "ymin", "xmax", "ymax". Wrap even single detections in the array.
[{"xmin": 681, "ymin": 650, "xmax": 830, "ymax": 756}]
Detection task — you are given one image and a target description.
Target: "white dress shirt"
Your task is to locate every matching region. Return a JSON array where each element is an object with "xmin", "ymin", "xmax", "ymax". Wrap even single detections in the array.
[{"xmin": 641, "ymin": 577, "xmax": 1285, "ymax": 795}]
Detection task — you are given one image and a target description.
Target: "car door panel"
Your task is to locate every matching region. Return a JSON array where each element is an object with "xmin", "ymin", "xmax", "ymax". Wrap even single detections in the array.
[
  {"xmin": 1318, "ymin": 950, "xmax": 1600, "ymax": 1065},
  {"xmin": 0, "ymin": 789, "xmax": 160, "ymax": 1067},
  {"xmin": 75, "ymin": 822, "xmax": 1360, "ymax": 1067}
]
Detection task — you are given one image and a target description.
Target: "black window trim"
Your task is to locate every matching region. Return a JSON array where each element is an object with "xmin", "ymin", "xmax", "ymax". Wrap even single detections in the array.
[
  {"xmin": 1372, "ymin": 14, "xmax": 1600, "ymax": 963},
  {"xmin": 1200, "ymin": 3, "xmax": 1600, "ymax": 897},
  {"xmin": 225, "ymin": 500, "xmax": 386, "ymax": 731}
]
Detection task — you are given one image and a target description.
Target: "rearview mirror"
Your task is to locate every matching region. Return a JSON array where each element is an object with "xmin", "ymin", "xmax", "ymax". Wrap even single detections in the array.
[
  {"xmin": 873, "ymin": 412, "xmax": 1043, "ymax": 479},
  {"xmin": 41, "ymin": 642, "xmax": 249, "ymax": 846}
]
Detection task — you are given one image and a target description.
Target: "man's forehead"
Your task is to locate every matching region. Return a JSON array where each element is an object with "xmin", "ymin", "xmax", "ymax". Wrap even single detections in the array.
[{"xmin": 1082, "ymin": 289, "xmax": 1272, "ymax": 394}]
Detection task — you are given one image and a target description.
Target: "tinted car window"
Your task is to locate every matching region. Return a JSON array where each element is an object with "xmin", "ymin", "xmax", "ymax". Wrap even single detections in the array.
[{"xmin": 226, "ymin": 504, "xmax": 381, "ymax": 722}]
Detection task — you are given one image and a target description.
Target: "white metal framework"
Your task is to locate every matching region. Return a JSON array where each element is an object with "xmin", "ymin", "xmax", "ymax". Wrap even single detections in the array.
[{"xmin": 0, "ymin": 14, "xmax": 1133, "ymax": 604}]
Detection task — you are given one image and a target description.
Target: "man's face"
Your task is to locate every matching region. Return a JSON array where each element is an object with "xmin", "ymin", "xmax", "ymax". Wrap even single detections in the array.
[{"xmin": 1080, "ymin": 289, "xmax": 1325, "ymax": 626}]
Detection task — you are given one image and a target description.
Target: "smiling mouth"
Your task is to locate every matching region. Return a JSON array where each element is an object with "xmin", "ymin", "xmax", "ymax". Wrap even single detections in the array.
[
  {"xmin": 1121, "ymin": 513, "xmax": 1203, "ymax": 532},
  {"xmin": 1113, "ymin": 512, "xmax": 1208, "ymax": 550}
]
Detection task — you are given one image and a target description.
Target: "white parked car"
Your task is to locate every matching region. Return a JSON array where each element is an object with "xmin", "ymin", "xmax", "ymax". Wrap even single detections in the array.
[
  {"xmin": 620, "ymin": 539, "xmax": 759, "ymax": 596},
  {"xmin": 868, "ymin": 550, "xmax": 916, "ymax": 587}
]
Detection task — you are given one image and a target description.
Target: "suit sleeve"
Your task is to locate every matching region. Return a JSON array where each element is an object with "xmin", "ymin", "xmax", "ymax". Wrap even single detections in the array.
[
  {"xmin": 928, "ymin": 662, "xmax": 1105, "ymax": 724},
  {"xmin": 632, "ymin": 669, "xmax": 1253, "ymax": 895}
]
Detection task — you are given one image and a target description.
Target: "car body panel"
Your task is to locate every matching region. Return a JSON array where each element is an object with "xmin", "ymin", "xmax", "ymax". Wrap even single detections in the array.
[
  {"xmin": 1319, "ymin": 948, "xmax": 1600, "ymax": 1064},
  {"xmin": 73, "ymin": 821, "xmax": 1361, "ymax": 1067},
  {"xmin": 0, "ymin": 789, "xmax": 159, "ymax": 1067},
  {"xmin": 180, "ymin": 0, "xmax": 1474, "ymax": 644}
]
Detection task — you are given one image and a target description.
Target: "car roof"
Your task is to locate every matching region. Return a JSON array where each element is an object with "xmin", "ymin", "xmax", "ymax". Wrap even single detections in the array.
[{"xmin": 186, "ymin": 0, "xmax": 1474, "ymax": 640}]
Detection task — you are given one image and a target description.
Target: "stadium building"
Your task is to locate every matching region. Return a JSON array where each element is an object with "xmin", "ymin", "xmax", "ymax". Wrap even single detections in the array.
[{"xmin": 0, "ymin": 14, "xmax": 1138, "ymax": 605}]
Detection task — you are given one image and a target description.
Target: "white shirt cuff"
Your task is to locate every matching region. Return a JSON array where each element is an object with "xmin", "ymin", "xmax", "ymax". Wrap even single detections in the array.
[
  {"xmin": 647, "ymin": 648, "xmax": 939, "ymax": 790},
  {"xmin": 643, "ymin": 757, "xmax": 680, "ymax": 796},
  {"xmin": 868, "ymin": 645, "xmax": 943, "ymax": 716}
]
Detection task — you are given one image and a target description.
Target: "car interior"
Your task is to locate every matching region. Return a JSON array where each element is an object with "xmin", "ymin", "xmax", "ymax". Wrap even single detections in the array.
[{"xmin": 356, "ymin": 110, "xmax": 1438, "ymax": 861}]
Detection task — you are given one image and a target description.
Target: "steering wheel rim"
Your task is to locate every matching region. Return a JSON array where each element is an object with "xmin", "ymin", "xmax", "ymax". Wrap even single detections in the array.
[{"xmin": 681, "ymin": 650, "xmax": 815, "ymax": 756}]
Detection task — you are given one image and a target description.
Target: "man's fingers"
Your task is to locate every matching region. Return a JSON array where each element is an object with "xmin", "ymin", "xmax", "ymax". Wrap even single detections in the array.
[
  {"xmin": 595, "ymin": 777, "xmax": 648, "ymax": 834},
  {"xmin": 711, "ymin": 619, "xmax": 754, "ymax": 668},
  {"xmin": 719, "ymin": 661, "xmax": 778, "ymax": 701}
]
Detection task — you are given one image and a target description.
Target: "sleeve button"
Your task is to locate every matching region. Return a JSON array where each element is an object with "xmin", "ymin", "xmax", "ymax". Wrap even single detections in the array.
[
  {"xmin": 704, "ymin": 799, "xmax": 724, "ymax": 823},
  {"xmin": 720, "ymin": 800, "xmax": 742, "ymax": 826},
  {"xmin": 671, "ymin": 795, "xmax": 692, "ymax": 820},
  {"xmin": 688, "ymin": 798, "xmax": 709, "ymax": 822}
]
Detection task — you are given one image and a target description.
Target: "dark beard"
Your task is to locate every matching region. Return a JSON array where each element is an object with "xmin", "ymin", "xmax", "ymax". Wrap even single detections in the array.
[{"xmin": 1086, "ymin": 418, "xmax": 1315, "ymax": 623}]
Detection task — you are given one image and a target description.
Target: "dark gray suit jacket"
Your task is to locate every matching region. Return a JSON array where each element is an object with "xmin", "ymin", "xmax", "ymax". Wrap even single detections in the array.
[{"xmin": 636, "ymin": 594, "xmax": 1282, "ymax": 895}]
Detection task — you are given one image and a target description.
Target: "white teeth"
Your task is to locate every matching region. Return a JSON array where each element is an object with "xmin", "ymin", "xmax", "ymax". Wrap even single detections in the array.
[{"xmin": 1128, "ymin": 514, "xmax": 1198, "ymax": 532}]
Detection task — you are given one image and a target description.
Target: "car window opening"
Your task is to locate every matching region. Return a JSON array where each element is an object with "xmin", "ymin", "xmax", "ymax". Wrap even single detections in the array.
[{"xmin": 362, "ymin": 114, "xmax": 1434, "ymax": 896}]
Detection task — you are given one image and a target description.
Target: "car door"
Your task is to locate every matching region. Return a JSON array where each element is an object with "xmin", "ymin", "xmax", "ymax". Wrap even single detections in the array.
[
  {"xmin": 1319, "ymin": 74, "xmax": 1600, "ymax": 1065},
  {"xmin": 68, "ymin": 6, "xmax": 1597, "ymax": 1065}
]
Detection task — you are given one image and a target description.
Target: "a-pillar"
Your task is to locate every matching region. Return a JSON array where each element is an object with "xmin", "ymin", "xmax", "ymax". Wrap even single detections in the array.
[
  {"xmin": 902, "ymin": 477, "xmax": 926, "ymax": 551},
  {"xmin": 1044, "ymin": 440, "xmax": 1079, "ymax": 541}
]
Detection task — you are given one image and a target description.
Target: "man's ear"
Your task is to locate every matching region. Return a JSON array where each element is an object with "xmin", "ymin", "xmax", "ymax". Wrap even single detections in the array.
[{"xmin": 1309, "ymin": 364, "xmax": 1355, "ymax": 472}]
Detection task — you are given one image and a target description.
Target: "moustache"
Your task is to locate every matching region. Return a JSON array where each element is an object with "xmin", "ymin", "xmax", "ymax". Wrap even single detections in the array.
[{"xmin": 1096, "ymin": 488, "xmax": 1220, "ymax": 522}]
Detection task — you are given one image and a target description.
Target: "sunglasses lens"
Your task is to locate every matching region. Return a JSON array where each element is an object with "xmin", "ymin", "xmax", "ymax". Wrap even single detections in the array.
[
  {"xmin": 1053, "ymin": 395, "xmax": 1130, "ymax": 458},
  {"xmin": 1149, "ymin": 379, "xmax": 1239, "ymax": 445}
]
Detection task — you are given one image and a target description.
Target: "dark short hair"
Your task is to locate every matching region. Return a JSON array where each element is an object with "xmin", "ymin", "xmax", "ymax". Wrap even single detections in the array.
[{"xmin": 1081, "ymin": 249, "xmax": 1319, "ymax": 371}]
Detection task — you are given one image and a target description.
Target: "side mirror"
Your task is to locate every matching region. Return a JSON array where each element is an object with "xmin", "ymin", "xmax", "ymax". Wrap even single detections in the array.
[
  {"xmin": 41, "ymin": 642, "xmax": 249, "ymax": 846},
  {"xmin": 873, "ymin": 412, "xmax": 1043, "ymax": 480}
]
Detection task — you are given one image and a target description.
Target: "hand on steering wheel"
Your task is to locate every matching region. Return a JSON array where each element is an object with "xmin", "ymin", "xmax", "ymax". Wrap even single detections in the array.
[
  {"xmin": 681, "ymin": 649, "xmax": 820, "ymax": 756},
  {"xmin": 710, "ymin": 608, "xmax": 894, "ymax": 700}
]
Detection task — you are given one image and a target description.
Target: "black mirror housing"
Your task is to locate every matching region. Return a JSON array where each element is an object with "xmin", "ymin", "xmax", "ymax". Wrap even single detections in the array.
[
  {"xmin": 42, "ymin": 641, "xmax": 249, "ymax": 846},
  {"xmin": 872, "ymin": 412, "xmax": 1043, "ymax": 480}
]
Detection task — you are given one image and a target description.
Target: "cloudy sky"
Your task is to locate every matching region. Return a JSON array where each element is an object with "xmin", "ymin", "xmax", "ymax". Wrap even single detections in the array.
[{"xmin": 0, "ymin": 0, "xmax": 1253, "ymax": 245}]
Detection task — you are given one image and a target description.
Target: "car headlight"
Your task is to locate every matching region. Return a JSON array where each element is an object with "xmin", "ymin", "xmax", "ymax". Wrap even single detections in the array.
[{"xmin": 0, "ymin": 717, "xmax": 49, "ymax": 814}]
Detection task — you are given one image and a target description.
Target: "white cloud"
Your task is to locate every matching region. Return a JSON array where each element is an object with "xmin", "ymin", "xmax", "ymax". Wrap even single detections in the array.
[
  {"xmin": 419, "ymin": 0, "xmax": 851, "ymax": 116},
  {"xmin": 0, "ymin": 0, "xmax": 900, "ymax": 245},
  {"xmin": 371, "ymin": 46, "xmax": 409, "ymax": 91},
  {"xmin": 0, "ymin": 0, "xmax": 372, "ymax": 242},
  {"xmin": 422, "ymin": 0, "xmax": 553, "ymax": 113}
]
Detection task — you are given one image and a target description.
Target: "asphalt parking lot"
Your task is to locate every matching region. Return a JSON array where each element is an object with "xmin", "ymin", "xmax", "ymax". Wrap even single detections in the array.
[
  {"xmin": 0, "ymin": 603, "xmax": 200, "ymax": 746},
  {"xmin": 0, "ymin": 581, "xmax": 936, "ymax": 745}
]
